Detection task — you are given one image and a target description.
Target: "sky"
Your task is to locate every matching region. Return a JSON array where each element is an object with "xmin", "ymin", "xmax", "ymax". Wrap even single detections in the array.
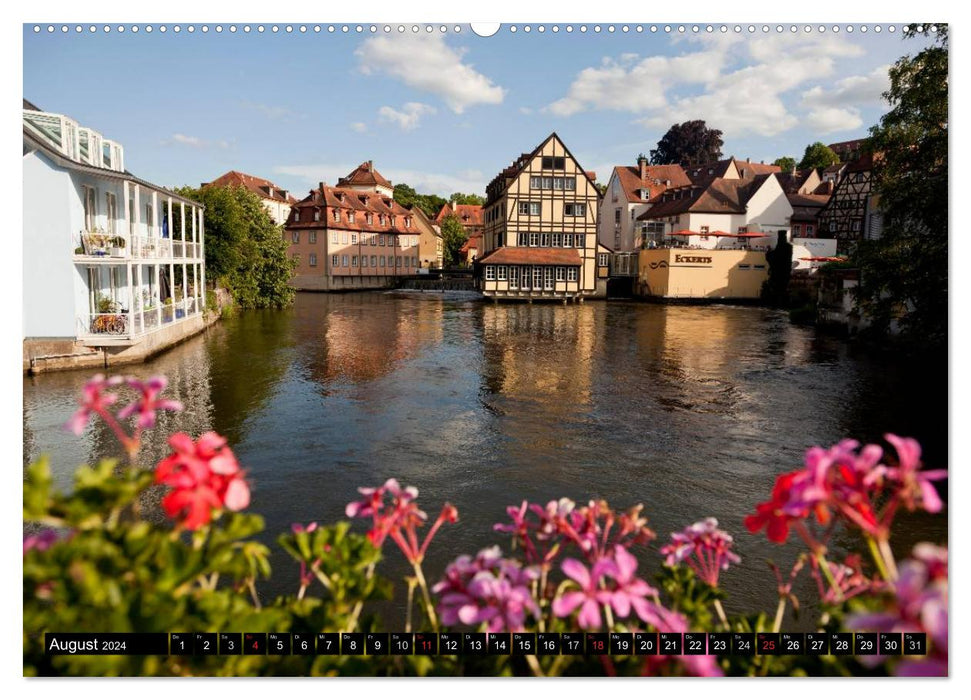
[{"xmin": 23, "ymin": 23, "xmax": 933, "ymax": 200}]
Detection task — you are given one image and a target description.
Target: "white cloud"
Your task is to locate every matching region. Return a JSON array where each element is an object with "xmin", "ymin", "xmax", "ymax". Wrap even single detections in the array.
[
  {"xmin": 273, "ymin": 163, "xmax": 487, "ymax": 198},
  {"xmin": 377, "ymin": 102, "xmax": 436, "ymax": 131},
  {"xmin": 547, "ymin": 33, "xmax": 872, "ymax": 138},
  {"xmin": 356, "ymin": 34, "xmax": 505, "ymax": 113},
  {"xmin": 801, "ymin": 65, "xmax": 890, "ymax": 109},
  {"xmin": 804, "ymin": 107, "xmax": 864, "ymax": 134},
  {"xmin": 349, "ymin": 122, "xmax": 368, "ymax": 133},
  {"xmin": 164, "ymin": 134, "xmax": 230, "ymax": 149}
]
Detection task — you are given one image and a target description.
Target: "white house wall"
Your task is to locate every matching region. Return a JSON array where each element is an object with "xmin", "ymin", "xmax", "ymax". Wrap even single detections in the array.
[
  {"xmin": 23, "ymin": 151, "xmax": 78, "ymax": 337},
  {"xmin": 743, "ymin": 177, "xmax": 793, "ymax": 232}
]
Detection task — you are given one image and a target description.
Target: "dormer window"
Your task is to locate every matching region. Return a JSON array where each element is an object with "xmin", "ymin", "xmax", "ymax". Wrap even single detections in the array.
[
  {"xmin": 313, "ymin": 209, "xmax": 320, "ymax": 222},
  {"xmin": 379, "ymin": 214, "xmax": 386, "ymax": 226},
  {"xmin": 333, "ymin": 209, "xmax": 341, "ymax": 223},
  {"xmin": 366, "ymin": 213, "xmax": 373, "ymax": 225},
  {"xmin": 348, "ymin": 211, "xmax": 356, "ymax": 223},
  {"xmin": 404, "ymin": 217, "xmax": 411, "ymax": 228},
  {"xmin": 294, "ymin": 210, "xmax": 301, "ymax": 223}
]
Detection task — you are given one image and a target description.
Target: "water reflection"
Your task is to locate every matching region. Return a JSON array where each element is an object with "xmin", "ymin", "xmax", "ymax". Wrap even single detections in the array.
[{"xmin": 23, "ymin": 292, "xmax": 947, "ymax": 629}]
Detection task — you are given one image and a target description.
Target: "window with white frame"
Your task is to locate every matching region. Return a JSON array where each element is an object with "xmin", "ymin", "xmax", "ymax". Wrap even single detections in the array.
[
  {"xmin": 485, "ymin": 265, "xmax": 496, "ymax": 281},
  {"xmin": 405, "ymin": 217, "xmax": 411, "ymax": 228},
  {"xmin": 366, "ymin": 213, "xmax": 373, "ymax": 225},
  {"xmin": 105, "ymin": 193, "xmax": 117, "ymax": 235},
  {"xmin": 544, "ymin": 267, "xmax": 554, "ymax": 289},
  {"xmin": 370, "ymin": 255, "xmax": 377, "ymax": 267},
  {"xmin": 332, "ymin": 255, "xmax": 339, "ymax": 267},
  {"xmin": 351, "ymin": 233, "xmax": 358, "ymax": 244},
  {"xmin": 352, "ymin": 255, "xmax": 358, "ymax": 266},
  {"xmin": 599, "ymin": 253, "xmax": 609, "ymax": 267},
  {"xmin": 509, "ymin": 266, "xmax": 520, "ymax": 288},
  {"xmin": 564, "ymin": 234, "xmax": 573, "ymax": 247},
  {"xmin": 533, "ymin": 267, "xmax": 543, "ymax": 289},
  {"xmin": 541, "ymin": 233, "xmax": 551, "ymax": 247},
  {"xmin": 129, "ymin": 197, "xmax": 135, "ymax": 236},
  {"xmin": 518, "ymin": 201, "xmax": 541, "ymax": 216},
  {"xmin": 380, "ymin": 256, "xmax": 386, "ymax": 266},
  {"xmin": 309, "ymin": 231, "xmax": 317, "ymax": 244},
  {"xmin": 309, "ymin": 253, "xmax": 317, "ymax": 267},
  {"xmin": 379, "ymin": 214, "xmax": 386, "ymax": 226},
  {"xmin": 565, "ymin": 203, "xmax": 586, "ymax": 217},
  {"xmin": 541, "ymin": 156, "xmax": 566, "ymax": 170},
  {"xmin": 342, "ymin": 255, "xmax": 349, "ymax": 267},
  {"xmin": 292, "ymin": 231, "xmax": 300, "ymax": 243},
  {"xmin": 396, "ymin": 256, "xmax": 402, "ymax": 267},
  {"xmin": 333, "ymin": 210, "xmax": 341, "ymax": 222},
  {"xmin": 529, "ymin": 232, "xmax": 539, "ymax": 247},
  {"xmin": 517, "ymin": 232, "xmax": 528, "ymax": 246},
  {"xmin": 575, "ymin": 235, "xmax": 584, "ymax": 248},
  {"xmin": 331, "ymin": 231, "xmax": 338, "ymax": 243},
  {"xmin": 348, "ymin": 211, "xmax": 356, "ymax": 223},
  {"xmin": 567, "ymin": 267, "xmax": 578, "ymax": 282},
  {"xmin": 555, "ymin": 266, "xmax": 565, "ymax": 281},
  {"xmin": 552, "ymin": 233, "xmax": 562, "ymax": 247},
  {"xmin": 497, "ymin": 265, "xmax": 507, "ymax": 280},
  {"xmin": 82, "ymin": 186, "xmax": 96, "ymax": 231},
  {"xmin": 361, "ymin": 255, "xmax": 368, "ymax": 268},
  {"xmin": 313, "ymin": 209, "xmax": 320, "ymax": 222},
  {"xmin": 379, "ymin": 235, "xmax": 386, "ymax": 246}
]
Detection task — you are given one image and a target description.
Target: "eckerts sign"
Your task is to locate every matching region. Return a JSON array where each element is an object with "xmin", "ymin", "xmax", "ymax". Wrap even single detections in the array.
[{"xmin": 674, "ymin": 254, "xmax": 713, "ymax": 265}]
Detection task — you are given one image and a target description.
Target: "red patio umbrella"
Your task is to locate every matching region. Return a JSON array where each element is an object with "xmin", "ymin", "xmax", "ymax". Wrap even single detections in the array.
[{"xmin": 670, "ymin": 229, "xmax": 697, "ymax": 236}]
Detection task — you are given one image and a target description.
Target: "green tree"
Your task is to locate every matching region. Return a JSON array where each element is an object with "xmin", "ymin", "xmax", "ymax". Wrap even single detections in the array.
[
  {"xmin": 650, "ymin": 120, "xmax": 724, "ymax": 165},
  {"xmin": 176, "ymin": 185, "xmax": 295, "ymax": 309},
  {"xmin": 393, "ymin": 183, "xmax": 448, "ymax": 218},
  {"xmin": 773, "ymin": 156, "xmax": 797, "ymax": 172},
  {"xmin": 853, "ymin": 24, "xmax": 948, "ymax": 348},
  {"xmin": 439, "ymin": 214, "xmax": 467, "ymax": 268},
  {"xmin": 797, "ymin": 142, "xmax": 840, "ymax": 170},
  {"xmin": 449, "ymin": 192, "xmax": 485, "ymax": 206}
]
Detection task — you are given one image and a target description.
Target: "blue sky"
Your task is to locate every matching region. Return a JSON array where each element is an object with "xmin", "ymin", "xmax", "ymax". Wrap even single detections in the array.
[{"xmin": 23, "ymin": 24, "xmax": 932, "ymax": 199}]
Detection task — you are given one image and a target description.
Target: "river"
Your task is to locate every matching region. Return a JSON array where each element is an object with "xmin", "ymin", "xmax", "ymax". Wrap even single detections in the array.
[{"xmin": 22, "ymin": 291, "xmax": 948, "ymax": 629}]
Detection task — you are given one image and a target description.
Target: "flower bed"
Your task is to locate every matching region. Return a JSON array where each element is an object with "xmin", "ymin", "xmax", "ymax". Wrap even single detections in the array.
[{"xmin": 23, "ymin": 374, "xmax": 947, "ymax": 677}]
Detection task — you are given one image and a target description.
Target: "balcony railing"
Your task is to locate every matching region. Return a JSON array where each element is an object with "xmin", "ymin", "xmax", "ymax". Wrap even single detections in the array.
[
  {"xmin": 74, "ymin": 235, "xmax": 202, "ymax": 261},
  {"xmin": 77, "ymin": 298, "xmax": 202, "ymax": 344}
]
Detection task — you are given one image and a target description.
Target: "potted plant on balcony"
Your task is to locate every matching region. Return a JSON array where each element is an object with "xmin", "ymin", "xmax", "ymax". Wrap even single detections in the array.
[
  {"xmin": 83, "ymin": 229, "xmax": 109, "ymax": 256},
  {"xmin": 110, "ymin": 236, "xmax": 126, "ymax": 257},
  {"xmin": 91, "ymin": 293, "xmax": 126, "ymax": 335}
]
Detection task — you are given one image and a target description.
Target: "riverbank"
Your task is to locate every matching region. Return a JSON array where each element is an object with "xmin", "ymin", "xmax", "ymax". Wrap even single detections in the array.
[{"xmin": 22, "ymin": 289, "xmax": 231, "ymax": 375}]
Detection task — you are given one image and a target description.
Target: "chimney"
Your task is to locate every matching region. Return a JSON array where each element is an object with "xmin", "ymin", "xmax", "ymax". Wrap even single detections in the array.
[
  {"xmin": 319, "ymin": 181, "xmax": 325, "ymax": 191},
  {"xmin": 638, "ymin": 153, "xmax": 648, "ymax": 181}
]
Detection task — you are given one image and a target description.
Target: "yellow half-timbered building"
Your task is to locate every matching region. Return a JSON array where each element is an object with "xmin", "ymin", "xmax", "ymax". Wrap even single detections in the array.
[{"xmin": 479, "ymin": 133, "xmax": 604, "ymax": 301}]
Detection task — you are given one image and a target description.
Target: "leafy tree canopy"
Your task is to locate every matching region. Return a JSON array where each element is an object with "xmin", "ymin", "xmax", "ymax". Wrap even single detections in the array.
[
  {"xmin": 449, "ymin": 192, "xmax": 485, "ymax": 206},
  {"xmin": 393, "ymin": 183, "xmax": 449, "ymax": 219},
  {"xmin": 439, "ymin": 214, "xmax": 468, "ymax": 268},
  {"xmin": 852, "ymin": 24, "xmax": 948, "ymax": 349},
  {"xmin": 175, "ymin": 185, "xmax": 295, "ymax": 310},
  {"xmin": 649, "ymin": 120, "xmax": 724, "ymax": 166},
  {"xmin": 798, "ymin": 142, "xmax": 840, "ymax": 170},
  {"xmin": 773, "ymin": 156, "xmax": 797, "ymax": 172}
]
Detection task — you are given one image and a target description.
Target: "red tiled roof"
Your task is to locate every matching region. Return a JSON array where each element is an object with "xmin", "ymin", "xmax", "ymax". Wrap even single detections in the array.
[
  {"xmin": 613, "ymin": 163, "xmax": 691, "ymax": 202},
  {"xmin": 337, "ymin": 161, "xmax": 393, "ymax": 189},
  {"xmin": 434, "ymin": 203, "xmax": 454, "ymax": 222},
  {"xmin": 637, "ymin": 174, "xmax": 771, "ymax": 220},
  {"xmin": 453, "ymin": 204, "xmax": 483, "ymax": 226},
  {"xmin": 459, "ymin": 232, "xmax": 482, "ymax": 254},
  {"xmin": 204, "ymin": 170, "xmax": 297, "ymax": 203},
  {"xmin": 478, "ymin": 247, "xmax": 582, "ymax": 266},
  {"xmin": 286, "ymin": 184, "xmax": 415, "ymax": 234},
  {"xmin": 775, "ymin": 169, "xmax": 817, "ymax": 194}
]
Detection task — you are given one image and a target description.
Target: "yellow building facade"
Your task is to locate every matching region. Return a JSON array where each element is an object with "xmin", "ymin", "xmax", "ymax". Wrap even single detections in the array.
[
  {"xmin": 479, "ymin": 133, "xmax": 602, "ymax": 301},
  {"xmin": 637, "ymin": 248, "xmax": 769, "ymax": 299}
]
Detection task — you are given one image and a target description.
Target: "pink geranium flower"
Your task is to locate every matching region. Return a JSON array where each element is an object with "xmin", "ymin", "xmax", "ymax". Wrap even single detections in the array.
[
  {"xmin": 64, "ymin": 374, "xmax": 122, "ymax": 435},
  {"xmin": 118, "ymin": 376, "xmax": 183, "ymax": 430},
  {"xmin": 552, "ymin": 557, "xmax": 615, "ymax": 629},
  {"xmin": 660, "ymin": 518, "xmax": 741, "ymax": 587}
]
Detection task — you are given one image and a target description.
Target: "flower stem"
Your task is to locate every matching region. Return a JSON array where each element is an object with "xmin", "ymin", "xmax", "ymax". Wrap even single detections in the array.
[
  {"xmin": 412, "ymin": 561, "xmax": 439, "ymax": 632},
  {"xmin": 345, "ymin": 561, "xmax": 376, "ymax": 633},
  {"xmin": 815, "ymin": 552, "xmax": 842, "ymax": 602},
  {"xmin": 878, "ymin": 538, "xmax": 899, "ymax": 581},
  {"xmin": 713, "ymin": 599, "xmax": 730, "ymax": 630},
  {"xmin": 405, "ymin": 577, "xmax": 417, "ymax": 634},
  {"xmin": 525, "ymin": 654, "xmax": 544, "ymax": 677},
  {"xmin": 771, "ymin": 596, "xmax": 786, "ymax": 633},
  {"xmin": 866, "ymin": 535, "xmax": 892, "ymax": 582}
]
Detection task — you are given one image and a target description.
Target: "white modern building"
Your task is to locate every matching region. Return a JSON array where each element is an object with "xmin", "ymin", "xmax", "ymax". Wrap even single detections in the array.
[{"xmin": 23, "ymin": 104, "xmax": 207, "ymax": 369}]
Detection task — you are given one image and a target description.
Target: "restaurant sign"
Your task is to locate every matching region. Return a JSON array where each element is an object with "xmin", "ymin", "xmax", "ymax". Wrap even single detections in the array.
[{"xmin": 674, "ymin": 254, "xmax": 713, "ymax": 265}]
